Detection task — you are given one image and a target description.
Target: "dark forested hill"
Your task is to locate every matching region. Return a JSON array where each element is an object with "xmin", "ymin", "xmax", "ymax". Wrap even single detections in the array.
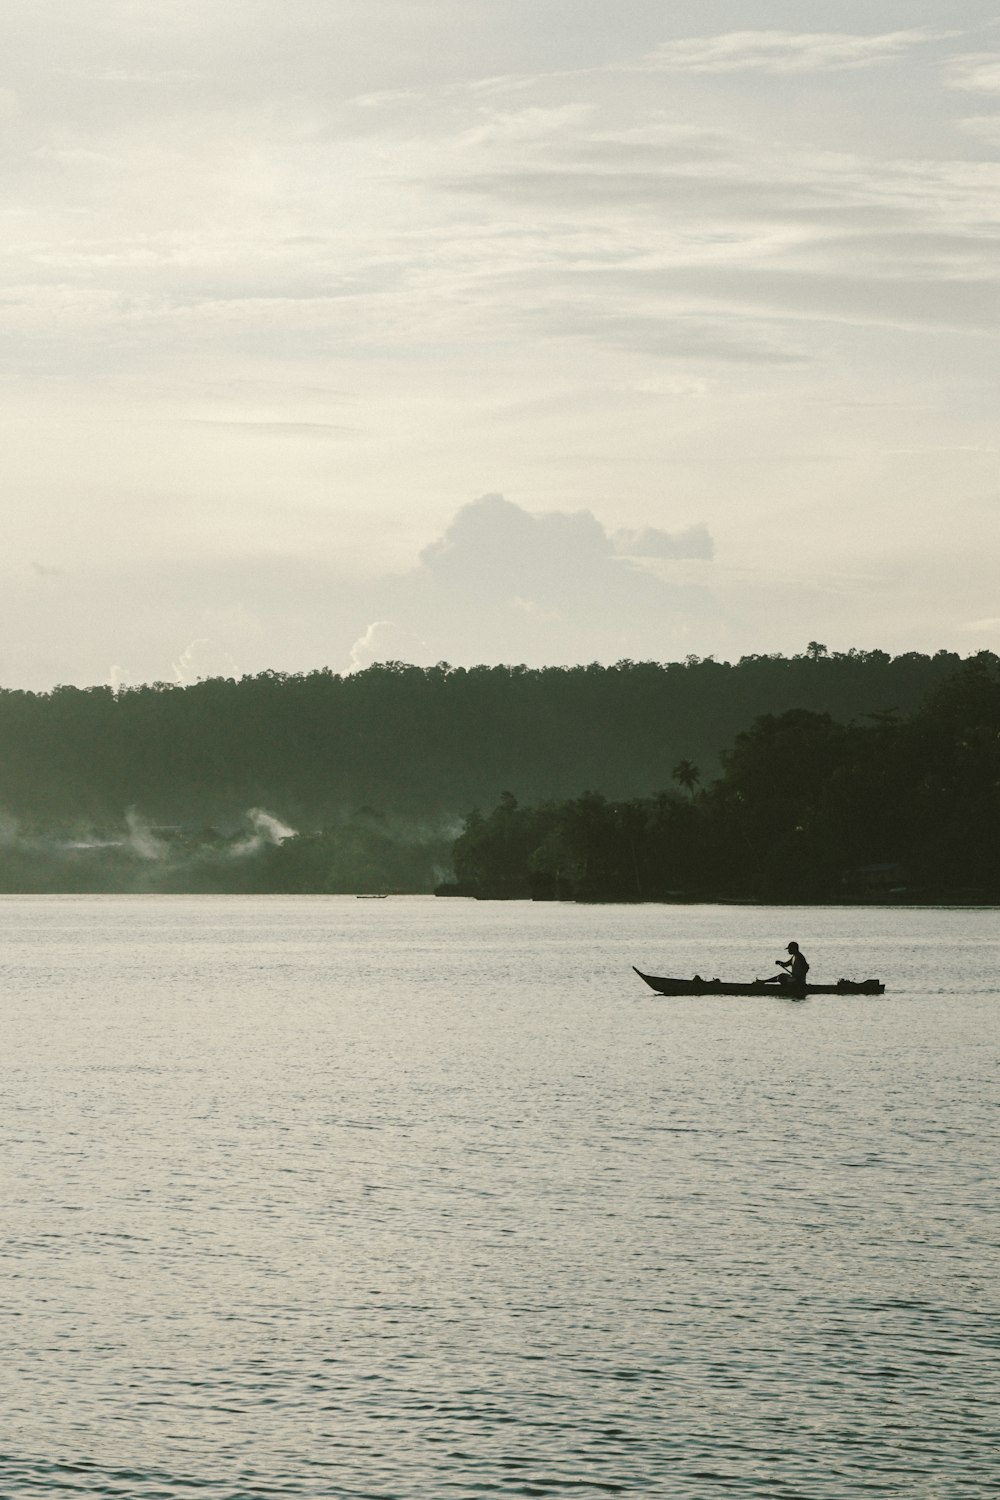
[
  {"xmin": 448, "ymin": 654, "xmax": 1000, "ymax": 904},
  {"xmin": 0, "ymin": 647, "xmax": 989, "ymax": 892},
  {"xmin": 0, "ymin": 647, "xmax": 973, "ymax": 828}
]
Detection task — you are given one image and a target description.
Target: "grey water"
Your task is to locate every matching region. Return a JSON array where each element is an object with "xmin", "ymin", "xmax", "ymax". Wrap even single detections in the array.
[{"xmin": 2, "ymin": 896, "xmax": 998, "ymax": 1499}]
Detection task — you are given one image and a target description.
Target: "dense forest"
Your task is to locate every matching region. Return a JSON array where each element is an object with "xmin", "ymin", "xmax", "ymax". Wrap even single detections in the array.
[
  {"xmin": 447, "ymin": 654, "xmax": 1000, "ymax": 904},
  {"xmin": 0, "ymin": 646, "xmax": 994, "ymax": 895}
]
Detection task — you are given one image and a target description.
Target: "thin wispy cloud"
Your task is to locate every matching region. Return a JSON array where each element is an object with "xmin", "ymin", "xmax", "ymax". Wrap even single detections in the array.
[
  {"xmin": 57, "ymin": 68, "xmax": 204, "ymax": 84},
  {"xmin": 959, "ymin": 114, "xmax": 1000, "ymax": 143},
  {"xmin": 173, "ymin": 419, "xmax": 357, "ymax": 436},
  {"xmin": 637, "ymin": 30, "xmax": 955, "ymax": 76},
  {"xmin": 349, "ymin": 89, "xmax": 426, "ymax": 110},
  {"xmin": 459, "ymin": 103, "xmax": 594, "ymax": 147},
  {"xmin": 1, "ymin": 4, "xmax": 998, "ymax": 686},
  {"xmin": 948, "ymin": 53, "xmax": 1000, "ymax": 92},
  {"xmin": 451, "ymin": 29, "xmax": 952, "ymax": 98}
]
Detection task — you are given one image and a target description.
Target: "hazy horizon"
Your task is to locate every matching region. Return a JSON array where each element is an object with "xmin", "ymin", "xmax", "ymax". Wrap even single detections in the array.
[{"xmin": 3, "ymin": 2, "xmax": 999, "ymax": 690}]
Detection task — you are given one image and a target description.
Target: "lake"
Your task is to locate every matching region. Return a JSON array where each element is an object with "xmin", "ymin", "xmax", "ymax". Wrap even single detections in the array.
[{"xmin": 2, "ymin": 896, "xmax": 998, "ymax": 1498}]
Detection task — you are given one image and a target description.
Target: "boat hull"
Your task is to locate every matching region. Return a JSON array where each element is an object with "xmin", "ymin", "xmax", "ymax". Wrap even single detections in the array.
[{"xmin": 633, "ymin": 968, "xmax": 885, "ymax": 997}]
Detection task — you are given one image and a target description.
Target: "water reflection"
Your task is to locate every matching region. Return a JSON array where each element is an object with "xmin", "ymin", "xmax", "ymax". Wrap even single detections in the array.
[{"xmin": 1, "ymin": 897, "xmax": 998, "ymax": 1497}]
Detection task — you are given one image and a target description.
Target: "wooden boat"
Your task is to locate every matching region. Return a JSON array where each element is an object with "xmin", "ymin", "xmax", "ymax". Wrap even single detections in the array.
[{"xmin": 633, "ymin": 967, "xmax": 885, "ymax": 997}]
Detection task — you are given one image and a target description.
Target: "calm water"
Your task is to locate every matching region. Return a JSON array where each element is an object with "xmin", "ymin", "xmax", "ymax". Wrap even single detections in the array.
[{"xmin": 2, "ymin": 896, "xmax": 998, "ymax": 1499}]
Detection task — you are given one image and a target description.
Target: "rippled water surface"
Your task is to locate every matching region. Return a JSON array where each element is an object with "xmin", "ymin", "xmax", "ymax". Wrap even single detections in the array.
[{"xmin": 2, "ymin": 896, "xmax": 998, "ymax": 1498}]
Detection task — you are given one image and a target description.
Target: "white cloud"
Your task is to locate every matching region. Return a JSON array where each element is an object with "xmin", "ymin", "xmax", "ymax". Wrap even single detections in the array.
[
  {"xmin": 959, "ymin": 115, "xmax": 1000, "ymax": 143},
  {"xmin": 948, "ymin": 53, "xmax": 1000, "ymax": 92},
  {"xmin": 460, "ymin": 103, "xmax": 594, "ymax": 147},
  {"xmin": 0, "ymin": 4, "xmax": 996, "ymax": 684},
  {"xmin": 637, "ymin": 30, "xmax": 952, "ymax": 76},
  {"xmin": 56, "ymin": 68, "xmax": 203, "ymax": 85},
  {"xmin": 349, "ymin": 90, "xmax": 425, "ymax": 110},
  {"xmin": 613, "ymin": 524, "xmax": 714, "ymax": 561},
  {"xmin": 0, "ymin": 485, "xmax": 995, "ymax": 689},
  {"xmin": 349, "ymin": 620, "xmax": 430, "ymax": 672},
  {"xmin": 172, "ymin": 638, "xmax": 239, "ymax": 685},
  {"xmin": 400, "ymin": 494, "xmax": 716, "ymax": 663}
]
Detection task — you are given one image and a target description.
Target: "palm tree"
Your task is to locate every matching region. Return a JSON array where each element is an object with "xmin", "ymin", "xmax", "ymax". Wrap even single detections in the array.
[{"xmin": 672, "ymin": 759, "xmax": 700, "ymax": 799}]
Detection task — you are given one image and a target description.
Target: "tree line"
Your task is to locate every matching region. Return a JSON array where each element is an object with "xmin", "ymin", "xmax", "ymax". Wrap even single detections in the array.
[
  {"xmin": 445, "ymin": 654, "xmax": 1000, "ymax": 904},
  {"xmin": 0, "ymin": 646, "xmax": 970, "ymax": 830},
  {"xmin": 0, "ymin": 647, "xmax": 994, "ymax": 895}
]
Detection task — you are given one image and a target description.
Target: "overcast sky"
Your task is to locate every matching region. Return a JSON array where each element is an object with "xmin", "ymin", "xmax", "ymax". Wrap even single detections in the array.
[{"xmin": 3, "ymin": 1, "xmax": 999, "ymax": 688}]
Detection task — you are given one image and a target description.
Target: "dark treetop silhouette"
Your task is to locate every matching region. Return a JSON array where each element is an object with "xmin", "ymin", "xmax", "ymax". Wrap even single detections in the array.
[{"xmin": 0, "ymin": 648, "xmax": 996, "ymax": 897}]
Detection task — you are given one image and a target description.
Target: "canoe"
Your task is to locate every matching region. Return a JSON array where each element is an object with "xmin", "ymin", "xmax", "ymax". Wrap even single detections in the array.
[{"xmin": 633, "ymin": 967, "xmax": 885, "ymax": 997}]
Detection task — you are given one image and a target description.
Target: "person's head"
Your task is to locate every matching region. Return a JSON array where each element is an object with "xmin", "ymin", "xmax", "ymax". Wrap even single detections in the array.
[{"xmin": 787, "ymin": 942, "xmax": 799, "ymax": 953}]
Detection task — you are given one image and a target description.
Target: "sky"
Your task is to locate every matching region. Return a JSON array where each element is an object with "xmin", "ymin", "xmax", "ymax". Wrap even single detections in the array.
[{"xmin": 2, "ymin": 0, "xmax": 999, "ymax": 689}]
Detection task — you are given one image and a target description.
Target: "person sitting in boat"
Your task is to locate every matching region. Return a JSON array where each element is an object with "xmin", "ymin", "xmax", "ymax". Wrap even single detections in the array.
[{"xmin": 763, "ymin": 941, "xmax": 809, "ymax": 987}]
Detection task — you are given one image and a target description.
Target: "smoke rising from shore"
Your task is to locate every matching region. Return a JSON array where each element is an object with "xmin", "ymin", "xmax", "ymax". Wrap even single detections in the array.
[{"xmin": 0, "ymin": 806, "xmax": 452, "ymax": 894}]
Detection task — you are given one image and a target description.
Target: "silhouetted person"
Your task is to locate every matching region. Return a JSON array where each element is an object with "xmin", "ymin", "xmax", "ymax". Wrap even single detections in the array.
[{"xmin": 763, "ymin": 941, "xmax": 809, "ymax": 988}]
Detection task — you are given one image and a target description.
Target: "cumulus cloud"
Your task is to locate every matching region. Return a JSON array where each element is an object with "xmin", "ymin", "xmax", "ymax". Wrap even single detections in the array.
[
  {"xmin": 172, "ymin": 639, "xmax": 209, "ymax": 686},
  {"xmin": 172, "ymin": 638, "xmax": 239, "ymax": 686},
  {"xmin": 419, "ymin": 493, "xmax": 611, "ymax": 593},
  {"xmin": 0, "ymin": 477, "xmax": 994, "ymax": 689},
  {"xmin": 349, "ymin": 620, "xmax": 431, "ymax": 671},
  {"xmin": 1, "ymin": 492, "xmax": 724, "ymax": 688},
  {"xmin": 390, "ymin": 493, "xmax": 717, "ymax": 664},
  {"xmin": 613, "ymin": 524, "xmax": 714, "ymax": 561},
  {"xmin": 0, "ymin": 7, "xmax": 996, "ymax": 683}
]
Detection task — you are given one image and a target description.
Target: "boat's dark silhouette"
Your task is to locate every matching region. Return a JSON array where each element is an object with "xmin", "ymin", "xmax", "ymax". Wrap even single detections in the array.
[{"xmin": 633, "ymin": 968, "xmax": 885, "ymax": 997}]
